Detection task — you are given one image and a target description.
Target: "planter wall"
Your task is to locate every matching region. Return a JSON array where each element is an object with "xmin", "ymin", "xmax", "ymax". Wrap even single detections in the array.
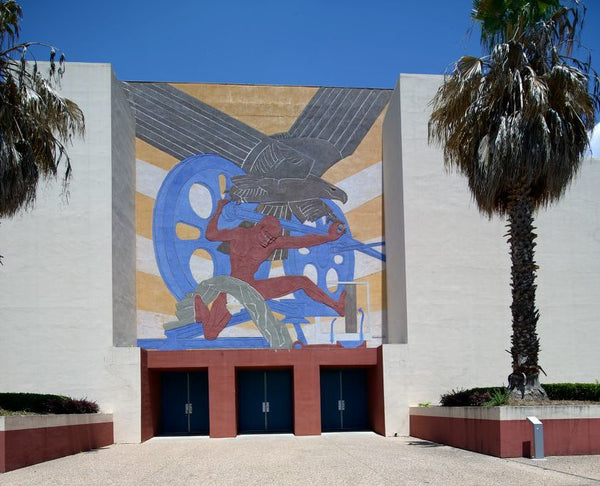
[
  {"xmin": 410, "ymin": 406, "xmax": 600, "ymax": 458},
  {"xmin": 0, "ymin": 413, "xmax": 113, "ymax": 472}
]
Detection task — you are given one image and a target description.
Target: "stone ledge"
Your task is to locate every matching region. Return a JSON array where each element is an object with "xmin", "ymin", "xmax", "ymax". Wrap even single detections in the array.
[
  {"xmin": 409, "ymin": 406, "xmax": 600, "ymax": 458},
  {"xmin": 0, "ymin": 413, "xmax": 113, "ymax": 431},
  {"xmin": 409, "ymin": 405, "xmax": 600, "ymax": 420}
]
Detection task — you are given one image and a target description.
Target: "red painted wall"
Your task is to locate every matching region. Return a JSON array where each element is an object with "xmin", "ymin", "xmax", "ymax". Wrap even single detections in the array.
[
  {"xmin": 368, "ymin": 346, "xmax": 386, "ymax": 436},
  {"xmin": 410, "ymin": 415, "xmax": 600, "ymax": 458},
  {"xmin": 293, "ymin": 362, "xmax": 321, "ymax": 435},
  {"xmin": 140, "ymin": 350, "xmax": 154, "ymax": 442},
  {"xmin": 0, "ymin": 429, "xmax": 5, "ymax": 473},
  {"xmin": 544, "ymin": 418, "xmax": 600, "ymax": 456},
  {"xmin": 141, "ymin": 346, "xmax": 385, "ymax": 439},
  {"xmin": 0, "ymin": 422, "xmax": 113, "ymax": 472}
]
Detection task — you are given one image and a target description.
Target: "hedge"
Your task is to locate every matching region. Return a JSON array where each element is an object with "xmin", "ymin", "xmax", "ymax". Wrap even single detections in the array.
[
  {"xmin": 440, "ymin": 383, "xmax": 600, "ymax": 406},
  {"xmin": 0, "ymin": 393, "xmax": 99, "ymax": 414},
  {"xmin": 544, "ymin": 383, "xmax": 600, "ymax": 402}
]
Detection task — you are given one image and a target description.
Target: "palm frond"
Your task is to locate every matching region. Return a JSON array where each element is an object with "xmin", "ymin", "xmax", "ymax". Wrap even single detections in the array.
[
  {"xmin": 430, "ymin": 5, "xmax": 598, "ymax": 217},
  {"xmin": 0, "ymin": 1, "xmax": 84, "ymax": 218}
]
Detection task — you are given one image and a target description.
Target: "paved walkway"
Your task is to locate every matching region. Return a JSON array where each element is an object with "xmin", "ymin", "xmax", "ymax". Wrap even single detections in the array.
[{"xmin": 1, "ymin": 433, "xmax": 599, "ymax": 485}]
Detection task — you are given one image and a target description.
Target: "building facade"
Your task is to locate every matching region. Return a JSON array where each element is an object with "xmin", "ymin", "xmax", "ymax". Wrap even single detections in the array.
[{"xmin": 1, "ymin": 63, "xmax": 598, "ymax": 442}]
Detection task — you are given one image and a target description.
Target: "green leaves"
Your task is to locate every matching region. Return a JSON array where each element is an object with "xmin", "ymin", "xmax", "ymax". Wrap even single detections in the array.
[{"xmin": 472, "ymin": 0, "xmax": 562, "ymax": 51}]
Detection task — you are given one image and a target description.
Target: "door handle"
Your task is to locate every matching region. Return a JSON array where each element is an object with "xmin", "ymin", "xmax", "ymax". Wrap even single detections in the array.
[
  {"xmin": 262, "ymin": 401, "xmax": 270, "ymax": 413},
  {"xmin": 338, "ymin": 400, "xmax": 345, "ymax": 411},
  {"xmin": 185, "ymin": 403, "xmax": 193, "ymax": 414}
]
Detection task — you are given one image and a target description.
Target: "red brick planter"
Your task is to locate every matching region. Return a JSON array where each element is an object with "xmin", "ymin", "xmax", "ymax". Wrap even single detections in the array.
[
  {"xmin": 0, "ymin": 413, "xmax": 113, "ymax": 472},
  {"xmin": 410, "ymin": 406, "xmax": 600, "ymax": 458}
]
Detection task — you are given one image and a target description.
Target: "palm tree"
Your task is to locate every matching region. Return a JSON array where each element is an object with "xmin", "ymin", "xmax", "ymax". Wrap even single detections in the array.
[
  {"xmin": 0, "ymin": 0, "xmax": 84, "ymax": 219},
  {"xmin": 429, "ymin": 0, "xmax": 599, "ymax": 398}
]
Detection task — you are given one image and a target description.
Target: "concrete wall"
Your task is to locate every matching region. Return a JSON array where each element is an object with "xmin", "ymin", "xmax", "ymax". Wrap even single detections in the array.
[
  {"xmin": 382, "ymin": 74, "xmax": 600, "ymax": 432},
  {"xmin": 381, "ymin": 344, "xmax": 409, "ymax": 436},
  {"xmin": 0, "ymin": 63, "xmax": 140, "ymax": 443},
  {"xmin": 382, "ymin": 80, "xmax": 408, "ymax": 344},
  {"xmin": 111, "ymin": 77, "xmax": 137, "ymax": 347}
]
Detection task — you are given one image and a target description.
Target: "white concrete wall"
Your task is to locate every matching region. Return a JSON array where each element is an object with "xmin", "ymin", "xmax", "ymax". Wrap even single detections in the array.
[
  {"xmin": 382, "ymin": 80, "xmax": 408, "ymax": 344},
  {"xmin": 381, "ymin": 344, "xmax": 410, "ymax": 436},
  {"xmin": 111, "ymin": 76, "xmax": 137, "ymax": 347},
  {"xmin": 0, "ymin": 63, "xmax": 140, "ymax": 443},
  {"xmin": 382, "ymin": 74, "xmax": 600, "ymax": 433}
]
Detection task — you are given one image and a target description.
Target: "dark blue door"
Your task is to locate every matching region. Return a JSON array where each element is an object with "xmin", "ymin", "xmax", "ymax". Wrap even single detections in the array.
[
  {"xmin": 161, "ymin": 371, "xmax": 209, "ymax": 435},
  {"xmin": 161, "ymin": 372, "xmax": 188, "ymax": 435},
  {"xmin": 266, "ymin": 370, "xmax": 294, "ymax": 432},
  {"xmin": 320, "ymin": 369, "xmax": 341, "ymax": 431},
  {"xmin": 320, "ymin": 368, "xmax": 369, "ymax": 432},
  {"xmin": 237, "ymin": 369, "xmax": 293, "ymax": 434},
  {"xmin": 188, "ymin": 372, "xmax": 210, "ymax": 434},
  {"xmin": 237, "ymin": 370, "xmax": 265, "ymax": 433}
]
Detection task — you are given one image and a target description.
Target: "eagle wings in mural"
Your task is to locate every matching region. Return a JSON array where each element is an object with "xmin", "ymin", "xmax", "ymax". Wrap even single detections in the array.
[{"xmin": 123, "ymin": 83, "xmax": 389, "ymax": 223}]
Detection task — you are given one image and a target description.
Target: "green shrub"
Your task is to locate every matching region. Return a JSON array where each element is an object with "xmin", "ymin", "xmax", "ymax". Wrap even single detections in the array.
[
  {"xmin": 439, "ymin": 389, "xmax": 470, "ymax": 406},
  {"xmin": 0, "ymin": 393, "xmax": 99, "ymax": 414},
  {"xmin": 440, "ymin": 387, "xmax": 507, "ymax": 406},
  {"xmin": 484, "ymin": 388, "xmax": 511, "ymax": 407},
  {"xmin": 542, "ymin": 382, "xmax": 600, "ymax": 402},
  {"xmin": 440, "ymin": 383, "xmax": 600, "ymax": 406}
]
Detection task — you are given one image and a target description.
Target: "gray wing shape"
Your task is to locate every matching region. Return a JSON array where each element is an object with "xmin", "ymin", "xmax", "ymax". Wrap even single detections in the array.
[
  {"xmin": 281, "ymin": 87, "xmax": 392, "ymax": 176},
  {"xmin": 124, "ymin": 82, "xmax": 315, "ymax": 179},
  {"xmin": 123, "ymin": 82, "xmax": 267, "ymax": 166},
  {"xmin": 228, "ymin": 175, "xmax": 272, "ymax": 202},
  {"xmin": 230, "ymin": 174, "xmax": 347, "ymax": 206},
  {"xmin": 289, "ymin": 199, "xmax": 337, "ymax": 223}
]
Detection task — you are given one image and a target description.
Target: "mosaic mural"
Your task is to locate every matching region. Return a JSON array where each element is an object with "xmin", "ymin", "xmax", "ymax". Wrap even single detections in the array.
[{"xmin": 125, "ymin": 82, "xmax": 390, "ymax": 349}]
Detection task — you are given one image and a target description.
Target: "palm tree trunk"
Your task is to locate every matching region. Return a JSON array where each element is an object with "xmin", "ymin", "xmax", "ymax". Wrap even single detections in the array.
[{"xmin": 506, "ymin": 192, "xmax": 546, "ymax": 400}]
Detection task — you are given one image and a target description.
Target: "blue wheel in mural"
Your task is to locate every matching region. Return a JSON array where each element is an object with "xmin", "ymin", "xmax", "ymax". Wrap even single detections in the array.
[
  {"xmin": 153, "ymin": 154, "xmax": 248, "ymax": 300},
  {"xmin": 283, "ymin": 202, "xmax": 354, "ymax": 310}
]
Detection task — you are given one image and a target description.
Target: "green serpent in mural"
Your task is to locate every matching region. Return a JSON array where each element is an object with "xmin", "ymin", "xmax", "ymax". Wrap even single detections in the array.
[{"xmin": 166, "ymin": 275, "xmax": 293, "ymax": 349}]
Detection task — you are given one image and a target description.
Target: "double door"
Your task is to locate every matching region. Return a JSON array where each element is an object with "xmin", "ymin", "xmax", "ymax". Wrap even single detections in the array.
[
  {"xmin": 160, "ymin": 371, "xmax": 209, "ymax": 435},
  {"xmin": 237, "ymin": 369, "xmax": 293, "ymax": 434},
  {"xmin": 320, "ymin": 368, "xmax": 369, "ymax": 432}
]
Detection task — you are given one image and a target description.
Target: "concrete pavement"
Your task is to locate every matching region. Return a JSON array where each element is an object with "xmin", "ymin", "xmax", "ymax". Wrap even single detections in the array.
[{"xmin": 1, "ymin": 433, "xmax": 599, "ymax": 485}]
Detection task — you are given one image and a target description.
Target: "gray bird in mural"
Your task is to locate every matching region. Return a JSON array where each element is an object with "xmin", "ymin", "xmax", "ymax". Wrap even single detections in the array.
[
  {"xmin": 228, "ymin": 139, "xmax": 348, "ymax": 222},
  {"xmin": 229, "ymin": 173, "xmax": 348, "ymax": 222},
  {"xmin": 123, "ymin": 82, "xmax": 390, "ymax": 222}
]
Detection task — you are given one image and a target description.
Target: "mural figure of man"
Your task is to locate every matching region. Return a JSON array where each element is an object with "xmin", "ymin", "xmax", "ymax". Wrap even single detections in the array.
[{"xmin": 195, "ymin": 199, "xmax": 346, "ymax": 339}]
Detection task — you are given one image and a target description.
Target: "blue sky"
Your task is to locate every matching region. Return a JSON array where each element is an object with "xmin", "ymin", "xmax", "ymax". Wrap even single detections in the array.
[{"xmin": 17, "ymin": 0, "xmax": 600, "ymax": 152}]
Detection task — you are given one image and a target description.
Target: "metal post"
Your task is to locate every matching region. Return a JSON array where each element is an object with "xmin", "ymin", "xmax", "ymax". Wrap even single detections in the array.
[{"xmin": 526, "ymin": 416, "xmax": 545, "ymax": 460}]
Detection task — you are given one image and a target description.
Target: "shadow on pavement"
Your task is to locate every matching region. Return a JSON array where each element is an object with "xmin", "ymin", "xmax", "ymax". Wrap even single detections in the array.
[{"xmin": 406, "ymin": 440, "xmax": 443, "ymax": 448}]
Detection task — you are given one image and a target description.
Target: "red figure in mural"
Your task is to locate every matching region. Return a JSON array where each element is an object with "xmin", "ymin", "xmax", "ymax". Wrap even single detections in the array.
[{"xmin": 195, "ymin": 199, "xmax": 346, "ymax": 339}]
